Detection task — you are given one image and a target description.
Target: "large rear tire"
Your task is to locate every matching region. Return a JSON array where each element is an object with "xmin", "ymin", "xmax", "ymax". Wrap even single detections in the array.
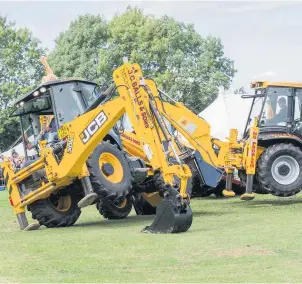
[
  {"xmin": 87, "ymin": 141, "xmax": 133, "ymax": 217},
  {"xmin": 257, "ymin": 143, "xmax": 302, "ymax": 196},
  {"xmin": 28, "ymin": 185, "xmax": 81, "ymax": 228}
]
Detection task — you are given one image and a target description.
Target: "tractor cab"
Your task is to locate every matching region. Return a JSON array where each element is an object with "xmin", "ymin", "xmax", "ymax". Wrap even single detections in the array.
[
  {"xmin": 244, "ymin": 81, "xmax": 302, "ymax": 138},
  {"xmin": 10, "ymin": 79, "xmax": 113, "ymax": 160},
  {"xmin": 239, "ymin": 81, "xmax": 302, "ymax": 199}
]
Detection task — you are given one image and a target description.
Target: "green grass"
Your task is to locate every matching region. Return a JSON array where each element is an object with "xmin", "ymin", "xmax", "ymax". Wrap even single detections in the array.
[{"xmin": 1, "ymin": 191, "xmax": 302, "ymax": 282}]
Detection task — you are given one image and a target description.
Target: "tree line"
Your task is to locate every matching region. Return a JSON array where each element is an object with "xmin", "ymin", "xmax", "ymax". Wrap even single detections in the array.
[{"xmin": 0, "ymin": 7, "xmax": 236, "ymax": 152}]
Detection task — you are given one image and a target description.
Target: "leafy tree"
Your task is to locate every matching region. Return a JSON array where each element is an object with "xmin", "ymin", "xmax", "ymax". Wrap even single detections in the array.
[
  {"xmin": 50, "ymin": 7, "xmax": 236, "ymax": 112},
  {"xmin": 49, "ymin": 14, "xmax": 108, "ymax": 80},
  {"xmin": 0, "ymin": 16, "xmax": 45, "ymax": 152}
]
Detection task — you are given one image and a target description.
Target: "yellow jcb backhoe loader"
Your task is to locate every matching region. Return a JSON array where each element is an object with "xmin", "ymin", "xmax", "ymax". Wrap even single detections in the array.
[
  {"xmin": 119, "ymin": 78, "xmax": 262, "ymax": 204},
  {"xmin": 238, "ymin": 81, "xmax": 302, "ymax": 197},
  {"xmin": 2, "ymin": 61, "xmax": 193, "ymax": 233},
  {"xmin": 124, "ymin": 78, "xmax": 302, "ymax": 202}
]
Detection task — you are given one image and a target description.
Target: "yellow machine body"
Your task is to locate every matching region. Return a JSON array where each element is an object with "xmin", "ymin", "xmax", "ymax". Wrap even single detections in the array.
[{"xmin": 3, "ymin": 62, "xmax": 191, "ymax": 218}]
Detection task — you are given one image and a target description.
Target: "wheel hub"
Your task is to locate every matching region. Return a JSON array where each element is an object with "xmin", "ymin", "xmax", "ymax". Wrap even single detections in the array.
[
  {"xmin": 278, "ymin": 164, "xmax": 290, "ymax": 176},
  {"xmin": 271, "ymin": 155, "xmax": 300, "ymax": 185},
  {"xmin": 98, "ymin": 152, "xmax": 124, "ymax": 183},
  {"xmin": 49, "ymin": 194, "xmax": 72, "ymax": 212},
  {"xmin": 102, "ymin": 163, "xmax": 114, "ymax": 177}
]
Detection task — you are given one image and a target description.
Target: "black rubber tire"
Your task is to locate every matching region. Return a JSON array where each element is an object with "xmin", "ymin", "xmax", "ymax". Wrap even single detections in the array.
[
  {"xmin": 133, "ymin": 195, "xmax": 157, "ymax": 215},
  {"xmin": 139, "ymin": 199, "xmax": 156, "ymax": 215},
  {"xmin": 97, "ymin": 196, "xmax": 133, "ymax": 219},
  {"xmin": 257, "ymin": 143, "xmax": 302, "ymax": 196},
  {"xmin": 28, "ymin": 185, "xmax": 81, "ymax": 228},
  {"xmin": 87, "ymin": 141, "xmax": 133, "ymax": 202}
]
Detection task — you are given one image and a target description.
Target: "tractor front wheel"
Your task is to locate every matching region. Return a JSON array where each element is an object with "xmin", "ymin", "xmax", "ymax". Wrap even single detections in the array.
[
  {"xmin": 28, "ymin": 185, "xmax": 81, "ymax": 228},
  {"xmin": 257, "ymin": 143, "xmax": 302, "ymax": 196},
  {"xmin": 97, "ymin": 196, "xmax": 133, "ymax": 219}
]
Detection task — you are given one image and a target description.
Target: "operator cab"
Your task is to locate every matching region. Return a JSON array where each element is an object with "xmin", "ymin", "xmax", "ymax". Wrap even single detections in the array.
[
  {"xmin": 11, "ymin": 78, "xmax": 103, "ymax": 160},
  {"xmin": 244, "ymin": 81, "xmax": 302, "ymax": 138}
]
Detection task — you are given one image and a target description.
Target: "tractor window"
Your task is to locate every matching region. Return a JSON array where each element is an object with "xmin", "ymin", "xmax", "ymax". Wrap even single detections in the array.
[
  {"xmin": 52, "ymin": 83, "xmax": 83, "ymax": 126},
  {"xmin": 294, "ymin": 89, "xmax": 302, "ymax": 121},
  {"xmin": 11, "ymin": 95, "xmax": 51, "ymax": 117},
  {"xmin": 261, "ymin": 87, "xmax": 290, "ymax": 127},
  {"xmin": 80, "ymin": 83, "xmax": 102, "ymax": 108},
  {"xmin": 21, "ymin": 114, "xmax": 35, "ymax": 138}
]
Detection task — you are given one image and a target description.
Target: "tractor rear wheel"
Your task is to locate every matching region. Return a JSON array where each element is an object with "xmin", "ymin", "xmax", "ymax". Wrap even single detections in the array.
[
  {"xmin": 28, "ymin": 185, "xmax": 81, "ymax": 228},
  {"xmin": 97, "ymin": 196, "xmax": 133, "ymax": 219},
  {"xmin": 257, "ymin": 143, "xmax": 302, "ymax": 196},
  {"xmin": 87, "ymin": 141, "xmax": 133, "ymax": 216}
]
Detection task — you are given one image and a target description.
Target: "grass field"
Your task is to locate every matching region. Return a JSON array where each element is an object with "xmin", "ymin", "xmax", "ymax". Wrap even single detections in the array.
[{"xmin": 1, "ymin": 190, "xmax": 302, "ymax": 283}]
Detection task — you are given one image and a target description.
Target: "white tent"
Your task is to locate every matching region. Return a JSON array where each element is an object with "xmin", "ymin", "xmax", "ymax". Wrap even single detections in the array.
[{"xmin": 199, "ymin": 87, "xmax": 255, "ymax": 140}]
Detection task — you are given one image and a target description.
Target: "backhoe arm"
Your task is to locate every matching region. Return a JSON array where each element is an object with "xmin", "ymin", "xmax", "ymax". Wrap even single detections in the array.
[{"xmin": 3, "ymin": 62, "xmax": 193, "ymax": 233}]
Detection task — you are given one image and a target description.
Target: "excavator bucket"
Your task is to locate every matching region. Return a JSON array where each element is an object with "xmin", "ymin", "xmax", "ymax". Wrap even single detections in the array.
[{"xmin": 142, "ymin": 187, "xmax": 193, "ymax": 234}]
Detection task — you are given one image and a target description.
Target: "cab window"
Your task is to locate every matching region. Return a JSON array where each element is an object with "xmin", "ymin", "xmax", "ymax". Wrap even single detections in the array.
[{"xmin": 51, "ymin": 83, "xmax": 83, "ymax": 126}]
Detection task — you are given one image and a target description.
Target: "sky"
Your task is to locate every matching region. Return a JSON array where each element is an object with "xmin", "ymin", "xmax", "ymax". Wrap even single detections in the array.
[{"xmin": 1, "ymin": 1, "xmax": 302, "ymax": 90}]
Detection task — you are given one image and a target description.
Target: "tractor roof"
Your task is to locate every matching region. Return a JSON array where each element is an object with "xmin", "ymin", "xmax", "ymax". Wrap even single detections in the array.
[
  {"xmin": 13, "ymin": 78, "xmax": 97, "ymax": 107},
  {"xmin": 251, "ymin": 80, "xmax": 302, "ymax": 89}
]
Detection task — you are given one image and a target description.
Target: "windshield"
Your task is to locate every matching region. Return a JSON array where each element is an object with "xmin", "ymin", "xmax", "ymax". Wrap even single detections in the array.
[
  {"xmin": 52, "ymin": 83, "xmax": 84, "ymax": 126},
  {"xmin": 21, "ymin": 114, "xmax": 35, "ymax": 138},
  {"xmin": 11, "ymin": 95, "xmax": 51, "ymax": 117},
  {"xmin": 260, "ymin": 87, "xmax": 291, "ymax": 127},
  {"xmin": 244, "ymin": 95, "xmax": 264, "ymax": 131},
  {"xmin": 80, "ymin": 83, "xmax": 102, "ymax": 107}
]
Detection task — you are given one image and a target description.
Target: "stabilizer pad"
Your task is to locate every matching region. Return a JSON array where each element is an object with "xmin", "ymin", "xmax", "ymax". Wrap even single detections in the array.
[
  {"xmin": 24, "ymin": 223, "xmax": 41, "ymax": 231},
  {"xmin": 222, "ymin": 189, "xmax": 236, "ymax": 197},
  {"xmin": 78, "ymin": 193, "xmax": 98, "ymax": 208},
  {"xmin": 240, "ymin": 193, "xmax": 256, "ymax": 201}
]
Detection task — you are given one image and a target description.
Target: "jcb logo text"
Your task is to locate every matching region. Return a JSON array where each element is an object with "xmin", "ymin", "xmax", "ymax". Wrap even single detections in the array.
[{"xmin": 80, "ymin": 111, "xmax": 107, "ymax": 144}]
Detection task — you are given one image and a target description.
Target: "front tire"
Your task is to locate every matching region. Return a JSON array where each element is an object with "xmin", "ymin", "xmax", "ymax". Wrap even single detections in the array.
[
  {"xmin": 132, "ymin": 195, "xmax": 156, "ymax": 215},
  {"xmin": 28, "ymin": 185, "xmax": 81, "ymax": 228},
  {"xmin": 87, "ymin": 141, "xmax": 133, "ymax": 202},
  {"xmin": 97, "ymin": 197, "xmax": 133, "ymax": 219},
  {"xmin": 257, "ymin": 143, "xmax": 302, "ymax": 196}
]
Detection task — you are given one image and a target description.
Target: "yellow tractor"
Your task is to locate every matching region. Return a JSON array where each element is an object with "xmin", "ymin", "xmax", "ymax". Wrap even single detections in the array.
[
  {"xmin": 238, "ymin": 81, "xmax": 302, "ymax": 197},
  {"xmin": 2, "ymin": 61, "xmax": 194, "ymax": 233},
  {"xmin": 139, "ymin": 79, "xmax": 302, "ymax": 200},
  {"xmin": 118, "ymin": 78, "xmax": 262, "ymax": 207}
]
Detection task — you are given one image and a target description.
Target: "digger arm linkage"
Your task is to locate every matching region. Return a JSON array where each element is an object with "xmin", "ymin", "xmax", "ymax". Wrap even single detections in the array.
[
  {"xmin": 3, "ymin": 62, "xmax": 191, "ymax": 216},
  {"xmin": 145, "ymin": 80, "xmax": 244, "ymax": 169}
]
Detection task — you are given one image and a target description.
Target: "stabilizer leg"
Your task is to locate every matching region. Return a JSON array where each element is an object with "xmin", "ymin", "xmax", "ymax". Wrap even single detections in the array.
[
  {"xmin": 222, "ymin": 171, "xmax": 236, "ymax": 197},
  {"xmin": 17, "ymin": 213, "xmax": 40, "ymax": 231},
  {"xmin": 240, "ymin": 174, "xmax": 256, "ymax": 200},
  {"xmin": 142, "ymin": 186, "xmax": 192, "ymax": 234},
  {"xmin": 78, "ymin": 177, "xmax": 98, "ymax": 208}
]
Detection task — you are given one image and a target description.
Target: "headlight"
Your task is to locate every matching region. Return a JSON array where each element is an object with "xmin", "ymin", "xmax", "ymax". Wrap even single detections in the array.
[{"xmin": 40, "ymin": 87, "xmax": 47, "ymax": 93}]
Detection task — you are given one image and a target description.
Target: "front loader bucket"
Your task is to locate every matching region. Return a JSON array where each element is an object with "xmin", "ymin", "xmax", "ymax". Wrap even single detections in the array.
[{"xmin": 142, "ymin": 188, "xmax": 193, "ymax": 234}]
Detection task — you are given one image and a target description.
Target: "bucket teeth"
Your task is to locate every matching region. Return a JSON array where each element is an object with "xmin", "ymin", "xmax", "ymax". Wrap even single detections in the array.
[{"xmin": 142, "ymin": 187, "xmax": 193, "ymax": 234}]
